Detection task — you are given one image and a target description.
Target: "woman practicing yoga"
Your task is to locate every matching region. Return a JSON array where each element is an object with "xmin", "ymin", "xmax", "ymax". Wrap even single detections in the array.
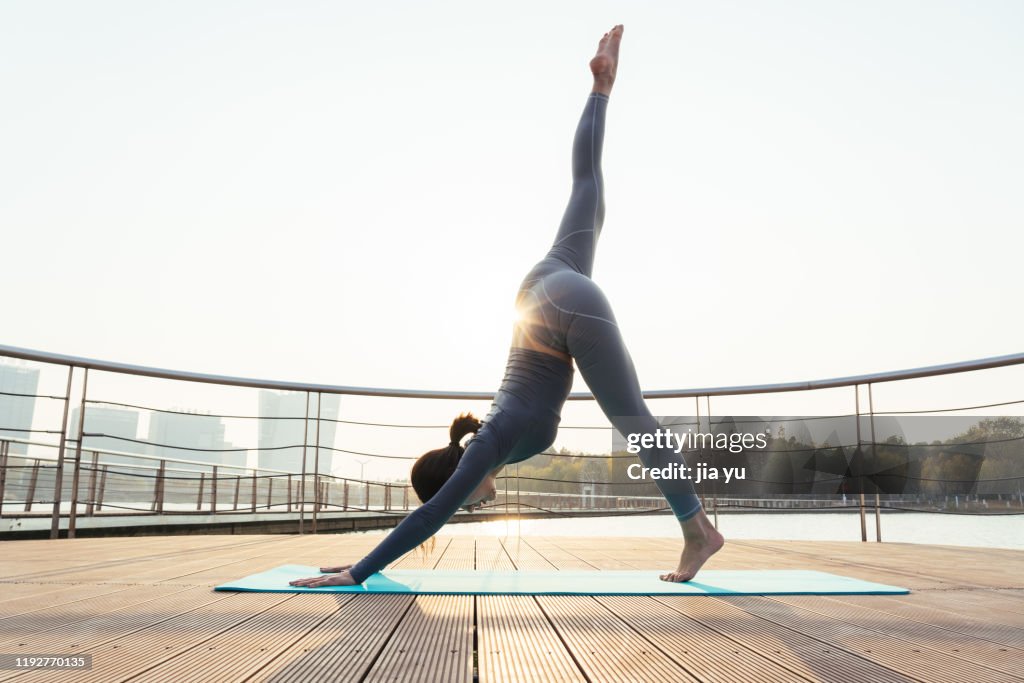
[{"xmin": 291, "ymin": 25, "xmax": 724, "ymax": 588}]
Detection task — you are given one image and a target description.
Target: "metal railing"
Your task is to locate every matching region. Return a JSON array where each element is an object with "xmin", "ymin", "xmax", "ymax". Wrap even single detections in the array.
[{"xmin": 1, "ymin": 343, "xmax": 1022, "ymax": 540}]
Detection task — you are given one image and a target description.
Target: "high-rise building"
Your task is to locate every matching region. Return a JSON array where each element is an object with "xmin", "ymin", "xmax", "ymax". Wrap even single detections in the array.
[
  {"xmin": 257, "ymin": 391, "xmax": 339, "ymax": 474},
  {"xmin": 0, "ymin": 363, "xmax": 40, "ymax": 456},
  {"xmin": 69, "ymin": 405, "xmax": 141, "ymax": 467},
  {"xmin": 146, "ymin": 410, "xmax": 243, "ymax": 468}
]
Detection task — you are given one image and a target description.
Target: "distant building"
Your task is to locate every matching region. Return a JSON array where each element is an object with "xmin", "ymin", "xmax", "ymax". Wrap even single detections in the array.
[
  {"xmin": 257, "ymin": 391, "xmax": 339, "ymax": 474},
  {"xmin": 69, "ymin": 406, "xmax": 141, "ymax": 467},
  {"xmin": 146, "ymin": 410, "xmax": 243, "ymax": 468},
  {"xmin": 0, "ymin": 364, "xmax": 40, "ymax": 455}
]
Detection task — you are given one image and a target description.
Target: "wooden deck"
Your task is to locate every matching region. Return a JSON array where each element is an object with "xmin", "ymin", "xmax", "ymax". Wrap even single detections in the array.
[{"xmin": 1, "ymin": 533, "xmax": 1022, "ymax": 682}]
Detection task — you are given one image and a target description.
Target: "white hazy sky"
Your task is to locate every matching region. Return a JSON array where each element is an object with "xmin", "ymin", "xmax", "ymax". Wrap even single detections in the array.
[{"xmin": 2, "ymin": 1, "xmax": 1023, "ymax": 477}]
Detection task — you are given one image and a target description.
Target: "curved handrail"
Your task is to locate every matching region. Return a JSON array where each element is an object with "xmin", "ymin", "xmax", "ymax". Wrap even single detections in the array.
[{"xmin": 2, "ymin": 343, "xmax": 1023, "ymax": 400}]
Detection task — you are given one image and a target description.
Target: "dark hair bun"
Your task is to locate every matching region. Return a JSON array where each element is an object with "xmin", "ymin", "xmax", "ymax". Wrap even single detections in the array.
[
  {"xmin": 410, "ymin": 412, "xmax": 483, "ymax": 504},
  {"xmin": 449, "ymin": 412, "xmax": 481, "ymax": 447}
]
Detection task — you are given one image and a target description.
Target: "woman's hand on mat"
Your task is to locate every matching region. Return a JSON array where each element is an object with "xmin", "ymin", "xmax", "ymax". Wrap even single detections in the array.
[{"xmin": 289, "ymin": 569, "xmax": 357, "ymax": 588}]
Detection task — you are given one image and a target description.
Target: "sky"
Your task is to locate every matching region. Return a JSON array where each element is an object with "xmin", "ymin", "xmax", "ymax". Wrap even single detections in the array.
[{"xmin": 2, "ymin": 1, "xmax": 1022, "ymax": 478}]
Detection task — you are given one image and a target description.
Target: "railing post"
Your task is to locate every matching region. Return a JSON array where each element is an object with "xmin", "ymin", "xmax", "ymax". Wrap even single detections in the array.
[
  {"xmin": 86, "ymin": 451, "xmax": 99, "ymax": 516},
  {"xmin": 323, "ymin": 480, "xmax": 329, "ymax": 511},
  {"xmin": 365, "ymin": 481, "xmax": 370, "ymax": 511},
  {"xmin": 516, "ymin": 463, "xmax": 521, "ymax": 515},
  {"xmin": 151, "ymin": 462, "xmax": 158, "ymax": 511},
  {"xmin": 402, "ymin": 485, "xmax": 408, "ymax": 511},
  {"xmin": 0, "ymin": 440, "xmax": 8, "ymax": 517},
  {"xmin": 868, "ymin": 383, "xmax": 882, "ymax": 542},
  {"xmin": 156, "ymin": 460, "xmax": 165, "ymax": 514},
  {"xmin": 96, "ymin": 465, "xmax": 107, "ymax": 512},
  {"xmin": 266, "ymin": 475, "xmax": 273, "ymax": 511},
  {"xmin": 287, "ymin": 474, "xmax": 293, "ymax": 512},
  {"xmin": 250, "ymin": 470, "xmax": 257, "ymax": 514},
  {"xmin": 50, "ymin": 366, "xmax": 75, "ymax": 539},
  {"xmin": 344, "ymin": 480, "xmax": 350, "ymax": 511},
  {"xmin": 68, "ymin": 368, "xmax": 89, "ymax": 539},
  {"xmin": 695, "ymin": 395, "xmax": 706, "ymax": 511},
  {"xmin": 196, "ymin": 471, "xmax": 206, "ymax": 511},
  {"xmin": 211, "ymin": 465, "xmax": 218, "ymax": 514},
  {"xmin": 26, "ymin": 459, "xmax": 40, "ymax": 512},
  {"xmin": 299, "ymin": 392, "xmax": 310, "ymax": 535},
  {"xmin": 854, "ymin": 384, "xmax": 867, "ymax": 542},
  {"xmin": 233, "ymin": 476, "xmax": 241, "ymax": 510},
  {"xmin": 312, "ymin": 392, "xmax": 322, "ymax": 534}
]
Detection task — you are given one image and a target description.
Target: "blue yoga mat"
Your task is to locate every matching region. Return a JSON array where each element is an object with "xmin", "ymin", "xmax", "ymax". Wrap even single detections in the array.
[{"xmin": 214, "ymin": 565, "xmax": 909, "ymax": 595}]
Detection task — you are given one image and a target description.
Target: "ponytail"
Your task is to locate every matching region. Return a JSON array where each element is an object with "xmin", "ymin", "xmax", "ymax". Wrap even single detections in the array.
[
  {"xmin": 410, "ymin": 412, "xmax": 481, "ymax": 504},
  {"xmin": 448, "ymin": 412, "xmax": 482, "ymax": 450}
]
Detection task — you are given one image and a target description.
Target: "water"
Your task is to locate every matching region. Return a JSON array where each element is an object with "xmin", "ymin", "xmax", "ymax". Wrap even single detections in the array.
[{"xmin": 360, "ymin": 511, "xmax": 1024, "ymax": 550}]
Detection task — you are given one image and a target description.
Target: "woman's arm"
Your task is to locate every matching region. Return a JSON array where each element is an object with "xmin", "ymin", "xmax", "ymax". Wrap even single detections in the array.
[
  {"xmin": 346, "ymin": 445, "xmax": 496, "ymax": 583},
  {"xmin": 290, "ymin": 436, "xmax": 500, "ymax": 587}
]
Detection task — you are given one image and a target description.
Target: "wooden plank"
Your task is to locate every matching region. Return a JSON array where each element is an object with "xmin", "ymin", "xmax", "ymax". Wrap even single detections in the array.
[
  {"xmin": 517, "ymin": 539, "xmax": 595, "ymax": 570},
  {"xmin": 652, "ymin": 595, "xmax": 918, "ymax": 683},
  {"xmin": 362, "ymin": 594, "xmax": 474, "ymax": 683},
  {"xmin": 597, "ymin": 594, "xmax": 829, "ymax": 682},
  {"xmin": 478, "ymin": 594, "xmax": 585, "ymax": 683},
  {"xmin": 248, "ymin": 595, "xmax": 414, "ymax": 683},
  {"xmin": 0, "ymin": 585, "xmax": 192, "ymax": 646},
  {"xmin": 1, "ymin": 592, "xmax": 290, "ymax": 683},
  {"xmin": 0, "ymin": 536, "xmax": 295, "ymax": 584},
  {"xmin": 991, "ymin": 589, "xmax": 1024, "ymax": 604},
  {"xmin": 211, "ymin": 532, "xmax": 427, "ymax": 682},
  {"xmin": 360, "ymin": 536, "xmax": 475, "ymax": 683},
  {"xmin": 432, "ymin": 536, "xmax": 476, "ymax": 570},
  {"xmin": 250, "ymin": 534, "xmax": 474, "ymax": 681},
  {"xmin": 475, "ymin": 537, "xmax": 584, "ymax": 683},
  {"xmin": 0, "ymin": 583, "xmax": 88, "ymax": 604},
  {"xmin": 0, "ymin": 585, "xmax": 145, "ymax": 622},
  {"xmin": 811, "ymin": 593, "xmax": 1024, "ymax": 647},
  {"xmin": 0, "ymin": 587, "xmax": 231, "ymax": 675},
  {"xmin": 886, "ymin": 589, "xmax": 1024, "ymax": 622},
  {"xmin": 723, "ymin": 540, "xmax": 953, "ymax": 590},
  {"xmin": 113, "ymin": 594, "xmax": 345, "ymax": 683},
  {"xmin": 391, "ymin": 537, "xmax": 453, "ymax": 569},
  {"xmin": 720, "ymin": 595, "xmax": 1024, "ymax": 683},
  {"xmin": 768, "ymin": 593, "xmax": 1024, "ymax": 676},
  {"xmin": 535, "ymin": 595, "xmax": 697, "ymax": 682},
  {"xmin": 498, "ymin": 537, "xmax": 554, "ymax": 571},
  {"xmin": 475, "ymin": 536, "xmax": 516, "ymax": 572},
  {"xmin": 529, "ymin": 536, "xmax": 698, "ymax": 681},
  {"xmin": 748, "ymin": 540, "xmax": 1021, "ymax": 589}
]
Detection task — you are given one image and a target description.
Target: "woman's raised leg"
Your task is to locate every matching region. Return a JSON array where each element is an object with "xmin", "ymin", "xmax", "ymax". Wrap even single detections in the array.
[{"xmin": 542, "ymin": 26, "xmax": 623, "ymax": 278}]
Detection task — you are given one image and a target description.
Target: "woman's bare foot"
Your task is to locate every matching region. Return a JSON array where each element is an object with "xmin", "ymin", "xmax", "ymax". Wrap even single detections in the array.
[
  {"xmin": 659, "ymin": 510, "xmax": 725, "ymax": 582},
  {"xmin": 590, "ymin": 24, "xmax": 623, "ymax": 96}
]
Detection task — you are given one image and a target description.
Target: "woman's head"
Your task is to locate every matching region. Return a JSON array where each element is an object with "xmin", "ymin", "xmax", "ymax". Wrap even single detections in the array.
[{"xmin": 410, "ymin": 412, "xmax": 495, "ymax": 510}]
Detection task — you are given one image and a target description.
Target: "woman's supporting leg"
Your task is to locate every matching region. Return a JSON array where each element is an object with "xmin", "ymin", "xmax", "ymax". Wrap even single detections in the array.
[
  {"xmin": 564, "ymin": 285, "xmax": 702, "ymax": 520},
  {"xmin": 564, "ymin": 276, "xmax": 725, "ymax": 581}
]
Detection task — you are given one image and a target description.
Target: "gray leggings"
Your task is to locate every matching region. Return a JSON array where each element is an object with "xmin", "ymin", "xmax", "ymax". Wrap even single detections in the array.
[{"xmin": 516, "ymin": 93, "xmax": 702, "ymax": 521}]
